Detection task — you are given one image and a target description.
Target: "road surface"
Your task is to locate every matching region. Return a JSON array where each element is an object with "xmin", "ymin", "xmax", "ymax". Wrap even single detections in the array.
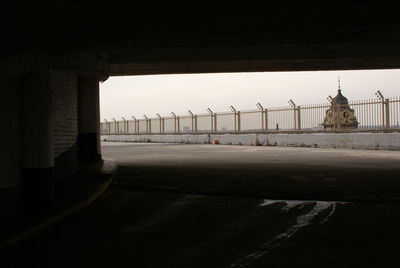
[{"xmin": 4, "ymin": 142, "xmax": 400, "ymax": 267}]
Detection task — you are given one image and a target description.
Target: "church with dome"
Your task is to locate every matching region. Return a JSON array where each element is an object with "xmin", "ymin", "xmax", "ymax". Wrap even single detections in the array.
[{"xmin": 323, "ymin": 80, "xmax": 359, "ymax": 130}]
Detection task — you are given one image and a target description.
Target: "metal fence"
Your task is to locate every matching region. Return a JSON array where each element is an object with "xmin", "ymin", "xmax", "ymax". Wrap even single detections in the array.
[{"xmin": 101, "ymin": 95, "xmax": 400, "ymax": 135}]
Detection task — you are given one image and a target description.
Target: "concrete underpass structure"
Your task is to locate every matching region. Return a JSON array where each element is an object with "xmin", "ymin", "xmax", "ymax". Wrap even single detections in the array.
[{"xmin": 1, "ymin": 1, "xmax": 400, "ymax": 201}]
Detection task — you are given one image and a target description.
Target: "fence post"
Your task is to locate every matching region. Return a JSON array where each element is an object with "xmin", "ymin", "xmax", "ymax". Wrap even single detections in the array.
[
  {"xmin": 195, "ymin": 115, "xmax": 198, "ymax": 132},
  {"xmin": 297, "ymin": 106, "xmax": 301, "ymax": 131},
  {"xmin": 149, "ymin": 119, "xmax": 152, "ymax": 133},
  {"xmin": 112, "ymin": 118, "xmax": 117, "ymax": 134},
  {"xmin": 289, "ymin": 99, "xmax": 296, "ymax": 131},
  {"xmin": 103, "ymin": 119, "xmax": 109, "ymax": 134},
  {"xmin": 131, "ymin": 116, "xmax": 137, "ymax": 133},
  {"xmin": 375, "ymin": 90, "xmax": 389, "ymax": 129},
  {"xmin": 207, "ymin": 108, "xmax": 214, "ymax": 132},
  {"xmin": 382, "ymin": 101, "xmax": 385, "ymax": 130},
  {"xmin": 143, "ymin": 115, "xmax": 149, "ymax": 133},
  {"xmin": 214, "ymin": 113, "xmax": 218, "ymax": 132},
  {"xmin": 156, "ymin": 113, "xmax": 162, "ymax": 134},
  {"xmin": 229, "ymin": 106, "xmax": 237, "ymax": 132},
  {"xmin": 264, "ymin": 108, "xmax": 268, "ymax": 131},
  {"xmin": 177, "ymin": 116, "xmax": 180, "ymax": 133},
  {"xmin": 121, "ymin": 117, "xmax": 127, "ymax": 133},
  {"xmin": 234, "ymin": 113, "xmax": 237, "ymax": 132},
  {"xmin": 237, "ymin": 111, "xmax": 241, "ymax": 132},
  {"xmin": 261, "ymin": 110, "xmax": 265, "ymax": 130},
  {"xmin": 385, "ymin": 98, "xmax": 390, "ymax": 129},
  {"xmin": 188, "ymin": 110, "xmax": 194, "ymax": 132},
  {"xmin": 171, "ymin": 112, "xmax": 177, "ymax": 133},
  {"xmin": 256, "ymin": 103, "xmax": 264, "ymax": 131}
]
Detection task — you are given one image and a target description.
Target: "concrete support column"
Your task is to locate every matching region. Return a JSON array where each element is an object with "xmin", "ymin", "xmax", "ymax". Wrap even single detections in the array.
[
  {"xmin": 78, "ymin": 78, "xmax": 102, "ymax": 162},
  {"xmin": 20, "ymin": 71, "xmax": 54, "ymax": 208}
]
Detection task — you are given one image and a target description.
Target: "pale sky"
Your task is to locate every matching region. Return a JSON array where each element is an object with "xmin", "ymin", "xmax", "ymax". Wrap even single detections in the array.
[{"xmin": 100, "ymin": 69, "xmax": 400, "ymax": 121}]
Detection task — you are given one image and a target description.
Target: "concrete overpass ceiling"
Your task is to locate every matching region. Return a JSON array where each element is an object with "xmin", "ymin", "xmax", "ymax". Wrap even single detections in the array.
[{"xmin": 5, "ymin": 1, "xmax": 400, "ymax": 74}]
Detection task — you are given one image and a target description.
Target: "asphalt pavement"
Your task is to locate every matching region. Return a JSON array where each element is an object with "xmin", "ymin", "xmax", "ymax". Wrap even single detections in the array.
[{"xmin": 3, "ymin": 142, "xmax": 400, "ymax": 267}]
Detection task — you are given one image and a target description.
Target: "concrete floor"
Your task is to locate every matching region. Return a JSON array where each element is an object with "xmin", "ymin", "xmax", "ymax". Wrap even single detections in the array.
[
  {"xmin": 4, "ymin": 143, "xmax": 400, "ymax": 267},
  {"xmin": 104, "ymin": 142, "xmax": 400, "ymax": 202}
]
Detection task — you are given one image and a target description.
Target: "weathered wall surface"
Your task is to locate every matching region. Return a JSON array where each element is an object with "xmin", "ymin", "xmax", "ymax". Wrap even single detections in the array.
[
  {"xmin": 0, "ymin": 80, "xmax": 21, "ymax": 188},
  {"xmin": 52, "ymin": 70, "xmax": 78, "ymax": 158},
  {"xmin": 102, "ymin": 133, "xmax": 400, "ymax": 151},
  {"xmin": 0, "ymin": 70, "xmax": 80, "ymax": 188},
  {"xmin": 51, "ymin": 70, "xmax": 78, "ymax": 179},
  {"xmin": 102, "ymin": 134, "xmax": 210, "ymax": 144},
  {"xmin": 256, "ymin": 133, "xmax": 400, "ymax": 150}
]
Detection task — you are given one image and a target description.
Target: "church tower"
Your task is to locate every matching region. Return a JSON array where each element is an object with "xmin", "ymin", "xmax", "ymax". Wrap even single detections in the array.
[{"xmin": 323, "ymin": 78, "xmax": 359, "ymax": 130}]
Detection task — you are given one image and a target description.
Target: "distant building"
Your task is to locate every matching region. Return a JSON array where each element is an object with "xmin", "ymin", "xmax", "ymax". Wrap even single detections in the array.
[{"xmin": 323, "ymin": 82, "xmax": 359, "ymax": 130}]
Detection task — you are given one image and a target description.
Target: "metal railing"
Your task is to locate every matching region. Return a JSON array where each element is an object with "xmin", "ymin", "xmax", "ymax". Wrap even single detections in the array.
[{"xmin": 101, "ymin": 94, "xmax": 400, "ymax": 135}]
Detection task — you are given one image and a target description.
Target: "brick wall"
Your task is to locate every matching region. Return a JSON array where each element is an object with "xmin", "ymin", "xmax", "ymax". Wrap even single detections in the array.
[
  {"xmin": 0, "ymin": 70, "xmax": 80, "ymax": 188},
  {"xmin": 0, "ymin": 79, "xmax": 21, "ymax": 188},
  {"xmin": 51, "ymin": 70, "xmax": 78, "ymax": 158},
  {"xmin": 51, "ymin": 70, "xmax": 79, "ymax": 179}
]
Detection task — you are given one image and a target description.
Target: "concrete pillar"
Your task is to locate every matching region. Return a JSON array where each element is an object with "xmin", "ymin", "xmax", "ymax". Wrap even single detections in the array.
[
  {"xmin": 20, "ymin": 71, "xmax": 54, "ymax": 208},
  {"xmin": 78, "ymin": 78, "xmax": 102, "ymax": 162}
]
